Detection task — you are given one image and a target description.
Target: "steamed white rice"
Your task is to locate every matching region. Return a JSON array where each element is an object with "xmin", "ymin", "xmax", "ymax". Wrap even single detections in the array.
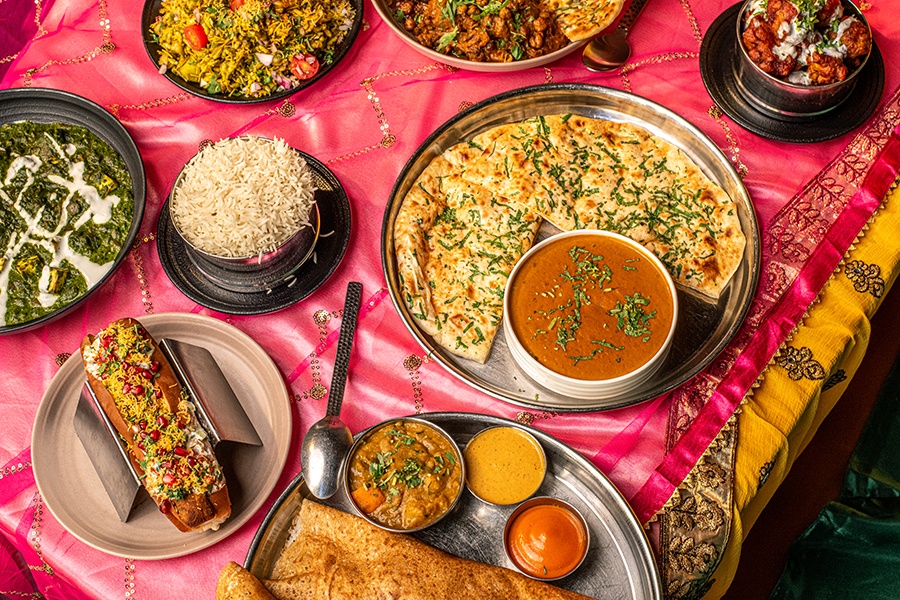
[{"xmin": 171, "ymin": 136, "xmax": 316, "ymax": 258}]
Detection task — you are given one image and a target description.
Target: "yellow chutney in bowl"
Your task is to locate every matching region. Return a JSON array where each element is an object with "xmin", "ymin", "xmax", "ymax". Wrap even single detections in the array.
[{"xmin": 463, "ymin": 426, "xmax": 546, "ymax": 506}]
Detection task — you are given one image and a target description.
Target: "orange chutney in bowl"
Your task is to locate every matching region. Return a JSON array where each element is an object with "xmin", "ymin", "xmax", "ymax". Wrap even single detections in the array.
[
  {"xmin": 507, "ymin": 232, "xmax": 675, "ymax": 381},
  {"xmin": 504, "ymin": 497, "xmax": 589, "ymax": 580}
]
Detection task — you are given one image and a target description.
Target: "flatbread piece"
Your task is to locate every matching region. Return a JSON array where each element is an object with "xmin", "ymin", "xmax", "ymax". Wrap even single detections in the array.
[
  {"xmin": 546, "ymin": 0, "xmax": 625, "ymax": 41},
  {"xmin": 394, "ymin": 155, "xmax": 542, "ymax": 362},
  {"xmin": 263, "ymin": 499, "xmax": 593, "ymax": 600}
]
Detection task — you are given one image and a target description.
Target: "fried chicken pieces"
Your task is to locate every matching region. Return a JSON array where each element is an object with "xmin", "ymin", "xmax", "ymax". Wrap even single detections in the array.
[{"xmin": 741, "ymin": 0, "xmax": 871, "ymax": 85}]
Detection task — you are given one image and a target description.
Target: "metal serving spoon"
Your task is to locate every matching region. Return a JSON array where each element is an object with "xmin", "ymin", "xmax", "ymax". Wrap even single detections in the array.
[
  {"xmin": 582, "ymin": 0, "xmax": 651, "ymax": 72},
  {"xmin": 300, "ymin": 281, "xmax": 362, "ymax": 500}
]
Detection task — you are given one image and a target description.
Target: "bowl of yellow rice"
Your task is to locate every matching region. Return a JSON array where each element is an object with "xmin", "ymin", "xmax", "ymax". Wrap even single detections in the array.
[{"xmin": 142, "ymin": 0, "xmax": 362, "ymax": 103}]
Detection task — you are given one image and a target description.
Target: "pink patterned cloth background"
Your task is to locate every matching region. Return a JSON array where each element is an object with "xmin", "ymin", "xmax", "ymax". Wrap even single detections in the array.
[{"xmin": 1, "ymin": 0, "xmax": 899, "ymax": 597}]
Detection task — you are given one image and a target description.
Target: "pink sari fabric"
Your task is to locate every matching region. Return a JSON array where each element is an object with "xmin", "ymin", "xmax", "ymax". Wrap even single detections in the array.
[{"xmin": 1, "ymin": 0, "xmax": 900, "ymax": 597}]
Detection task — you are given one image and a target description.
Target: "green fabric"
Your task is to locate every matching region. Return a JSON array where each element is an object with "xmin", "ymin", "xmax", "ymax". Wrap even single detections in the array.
[{"xmin": 770, "ymin": 354, "xmax": 900, "ymax": 599}]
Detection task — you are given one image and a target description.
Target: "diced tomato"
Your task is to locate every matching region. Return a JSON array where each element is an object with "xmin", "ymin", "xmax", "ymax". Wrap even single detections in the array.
[
  {"xmin": 290, "ymin": 53, "xmax": 320, "ymax": 80},
  {"xmin": 230, "ymin": 0, "xmax": 245, "ymax": 9},
  {"xmin": 183, "ymin": 24, "xmax": 208, "ymax": 50}
]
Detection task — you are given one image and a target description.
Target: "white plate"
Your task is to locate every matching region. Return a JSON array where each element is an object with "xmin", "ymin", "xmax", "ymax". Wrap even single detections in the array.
[{"xmin": 31, "ymin": 313, "xmax": 292, "ymax": 560}]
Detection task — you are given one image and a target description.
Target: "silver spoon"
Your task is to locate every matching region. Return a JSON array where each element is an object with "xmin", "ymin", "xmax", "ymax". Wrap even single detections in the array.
[
  {"xmin": 300, "ymin": 281, "xmax": 362, "ymax": 500},
  {"xmin": 582, "ymin": 0, "xmax": 651, "ymax": 72}
]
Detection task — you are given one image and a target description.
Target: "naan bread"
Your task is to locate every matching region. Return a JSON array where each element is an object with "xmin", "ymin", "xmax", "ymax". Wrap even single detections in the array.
[
  {"xmin": 450, "ymin": 114, "xmax": 746, "ymax": 298},
  {"xmin": 546, "ymin": 0, "xmax": 625, "ymax": 41},
  {"xmin": 394, "ymin": 113, "xmax": 745, "ymax": 363},
  {"xmin": 394, "ymin": 155, "xmax": 542, "ymax": 362},
  {"xmin": 264, "ymin": 500, "xmax": 593, "ymax": 600}
]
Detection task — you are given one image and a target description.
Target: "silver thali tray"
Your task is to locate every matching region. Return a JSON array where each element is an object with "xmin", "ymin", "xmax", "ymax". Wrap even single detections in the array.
[
  {"xmin": 246, "ymin": 412, "xmax": 662, "ymax": 599},
  {"xmin": 380, "ymin": 84, "xmax": 761, "ymax": 412}
]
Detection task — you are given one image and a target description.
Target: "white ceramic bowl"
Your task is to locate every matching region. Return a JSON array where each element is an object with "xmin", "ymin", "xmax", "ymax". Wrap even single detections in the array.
[{"xmin": 503, "ymin": 230, "xmax": 678, "ymax": 400}]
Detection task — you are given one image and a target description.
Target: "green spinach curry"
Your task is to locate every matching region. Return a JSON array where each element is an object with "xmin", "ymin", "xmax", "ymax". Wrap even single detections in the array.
[{"xmin": 0, "ymin": 121, "xmax": 134, "ymax": 326}]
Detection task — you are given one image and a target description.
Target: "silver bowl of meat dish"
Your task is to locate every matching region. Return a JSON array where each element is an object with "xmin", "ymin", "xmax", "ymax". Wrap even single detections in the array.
[{"xmin": 735, "ymin": 0, "xmax": 873, "ymax": 119}]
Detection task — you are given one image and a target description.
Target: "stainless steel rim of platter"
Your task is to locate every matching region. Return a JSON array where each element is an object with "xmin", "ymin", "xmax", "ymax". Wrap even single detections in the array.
[
  {"xmin": 381, "ymin": 83, "xmax": 761, "ymax": 412},
  {"xmin": 245, "ymin": 412, "xmax": 663, "ymax": 599}
]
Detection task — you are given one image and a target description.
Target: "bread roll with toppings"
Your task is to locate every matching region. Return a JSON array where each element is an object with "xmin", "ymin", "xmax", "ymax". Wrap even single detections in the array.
[{"xmin": 81, "ymin": 317, "xmax": 230, "ymax": 532}]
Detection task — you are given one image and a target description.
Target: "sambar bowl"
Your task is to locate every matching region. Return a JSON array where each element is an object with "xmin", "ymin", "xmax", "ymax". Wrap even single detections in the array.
[
  {"xmin": 503, "ymin": 230, "xmax": 678, "ymax": 400},
  {"xmin": 344, "ymin": 417, "xmax": 465, "ymax": 533},
  {"xmin": 733, "ymin": 0, "xmax": 873, "ymax": 119}
]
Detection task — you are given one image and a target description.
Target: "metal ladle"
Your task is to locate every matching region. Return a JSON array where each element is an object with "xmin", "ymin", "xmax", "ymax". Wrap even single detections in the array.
[
  {"xmin": 300, "ymin": 281, "xmax": 362, "ymax": 499},
  {"xmin": 582, "ymin": 0, "xmax": 651, "ymax": 72}
]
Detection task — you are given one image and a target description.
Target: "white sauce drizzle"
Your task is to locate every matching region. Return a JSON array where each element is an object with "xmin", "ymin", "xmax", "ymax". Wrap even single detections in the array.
[{"xmin": 0, "ymin": 131, "xmax": 121, "ymax": 325}]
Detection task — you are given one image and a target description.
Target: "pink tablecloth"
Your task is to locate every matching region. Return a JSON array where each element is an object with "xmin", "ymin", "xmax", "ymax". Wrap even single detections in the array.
[{"xmin": 1, "ymin": 0, "xmax": 900, "ymax": 597}]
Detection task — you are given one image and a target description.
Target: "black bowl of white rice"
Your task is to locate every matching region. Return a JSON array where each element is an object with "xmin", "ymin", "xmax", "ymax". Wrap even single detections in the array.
[{"xmin": 169, "ymin": 136, "xmax": 319, "ymax": 292}]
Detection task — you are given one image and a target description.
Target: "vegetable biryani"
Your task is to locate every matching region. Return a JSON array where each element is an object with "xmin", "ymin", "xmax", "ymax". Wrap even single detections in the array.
[{"xmin": 149, "ymin": 0, "xmax": 356, "ymax": 98}]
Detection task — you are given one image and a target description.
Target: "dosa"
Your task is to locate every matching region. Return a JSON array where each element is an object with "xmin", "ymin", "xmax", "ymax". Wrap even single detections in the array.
[{"xmin": 217, "ymin": 499, "xmax": 594, "ymax": 600}]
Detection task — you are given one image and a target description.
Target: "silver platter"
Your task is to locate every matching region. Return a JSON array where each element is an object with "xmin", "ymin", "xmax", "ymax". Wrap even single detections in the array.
[
  {"xmin": 381, "ymin": 84, "xmax": 761, "ymax": 411},
  {"xmin": 246, "ymin": 412, "xmax": 662, "ymax": 599}
]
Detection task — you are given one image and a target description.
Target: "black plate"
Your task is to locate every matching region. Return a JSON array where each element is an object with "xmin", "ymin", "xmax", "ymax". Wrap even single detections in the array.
[
  {"xmin": 0, "ymin": 88, "xmax": 147, "ymax": 334},
  {"xmin": 157, "ymin": 153, "xmax": 351, "ymax": 314},
  {"xmin": 700, "ymin": 2, "xmax": 885, "ymax": 143},
  {"xmin": 141, "ymin": 0, "xmax": 364, "ymax": 104}
]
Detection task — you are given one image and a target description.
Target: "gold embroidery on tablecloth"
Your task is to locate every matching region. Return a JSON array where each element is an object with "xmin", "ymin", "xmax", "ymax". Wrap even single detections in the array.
[
  {"xmin": 758, "ymin": 460, "xmax": 774, "ymax": 491},
  {"xmin": 544, "ymin": 67, "xmax": 553, "ymax": 84},
  {"xmin": 0, "ymin": 0, "xmax": 47, "ymax": 68},
  {"xmin": 822, "ymin": 369, "xmax": 847, "ymax": 392},
  {"xmin": 26, "ymin": 494, "xmax": 53, "ymax": 576},
  {"xmin": 131, "ymin": 234, "xmax": 156, "ymax": 314},
  {"xmin": 619, "ymin": 52, "xmax": 698, "ymax": 92},
  {"xmin": 21, "ymin": 0, "xmax": 114, "ymax": 87},
  {"xmin": 124, "ymin": 558, "xmax": 136, "ymax": 599},
  {"xmin": 328, "ymin": 64, "xmax": 455, "ymax": 163},
  {"xmin": 458, "ymin": 100, "xmax": 474, "ymax": 112},
  {"xmin": 55, "ymin": 352, "xmax": 71, "ymax": 366},
  {"xmin": 0, "ymin": 461, "xmax": 31, "ymax": 480},
  {"xmin": 107, "ymin": 93, "xmax": 193, "ymax": 118},
  {"xmin": 404, "ymin": 354, "xmax": 426, "ymax": 413},
  {"xmin": 678, "ymin": 0, "xmax": 704, "ymax": 45},
  {"xmin": 844, "ymin": 260, "xmax": 885, "ymax": 298},
  {"xmin": 660, "ymin": 417, "xmax": 735, "ymax": 599},
  {"xmin": 296, "ymin": 309, "xmax": 333, "ymax": 401},
  {"xmin": 515, "ymin": 410, "xmax": 558, "ymax": 425},
  {"xmin": 775, "ymin": 346, "xmax": 826, "ymax": 381},
  {"xmin": 707, "ymin": 105, "xmax": 749, "ymax": 179}
]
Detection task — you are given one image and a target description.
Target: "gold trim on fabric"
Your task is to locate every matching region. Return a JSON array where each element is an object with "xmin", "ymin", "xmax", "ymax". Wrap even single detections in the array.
[
  {"xmin": 661, "ymin": 417, "xmax": 736, "ymax": 599},
  {"xmin": 659, "ymin": 173, "xmax": 900, "ymax": 595}
]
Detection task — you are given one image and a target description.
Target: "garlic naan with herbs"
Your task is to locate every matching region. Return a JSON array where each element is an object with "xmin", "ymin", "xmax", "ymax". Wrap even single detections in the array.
[
  {"xmin": 394, "ymin": 114, "xmax": 745, "ymax": 363},
  {"xmin": 394, "ymin": 155, "xmax": 541, "ymax": 363}
]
